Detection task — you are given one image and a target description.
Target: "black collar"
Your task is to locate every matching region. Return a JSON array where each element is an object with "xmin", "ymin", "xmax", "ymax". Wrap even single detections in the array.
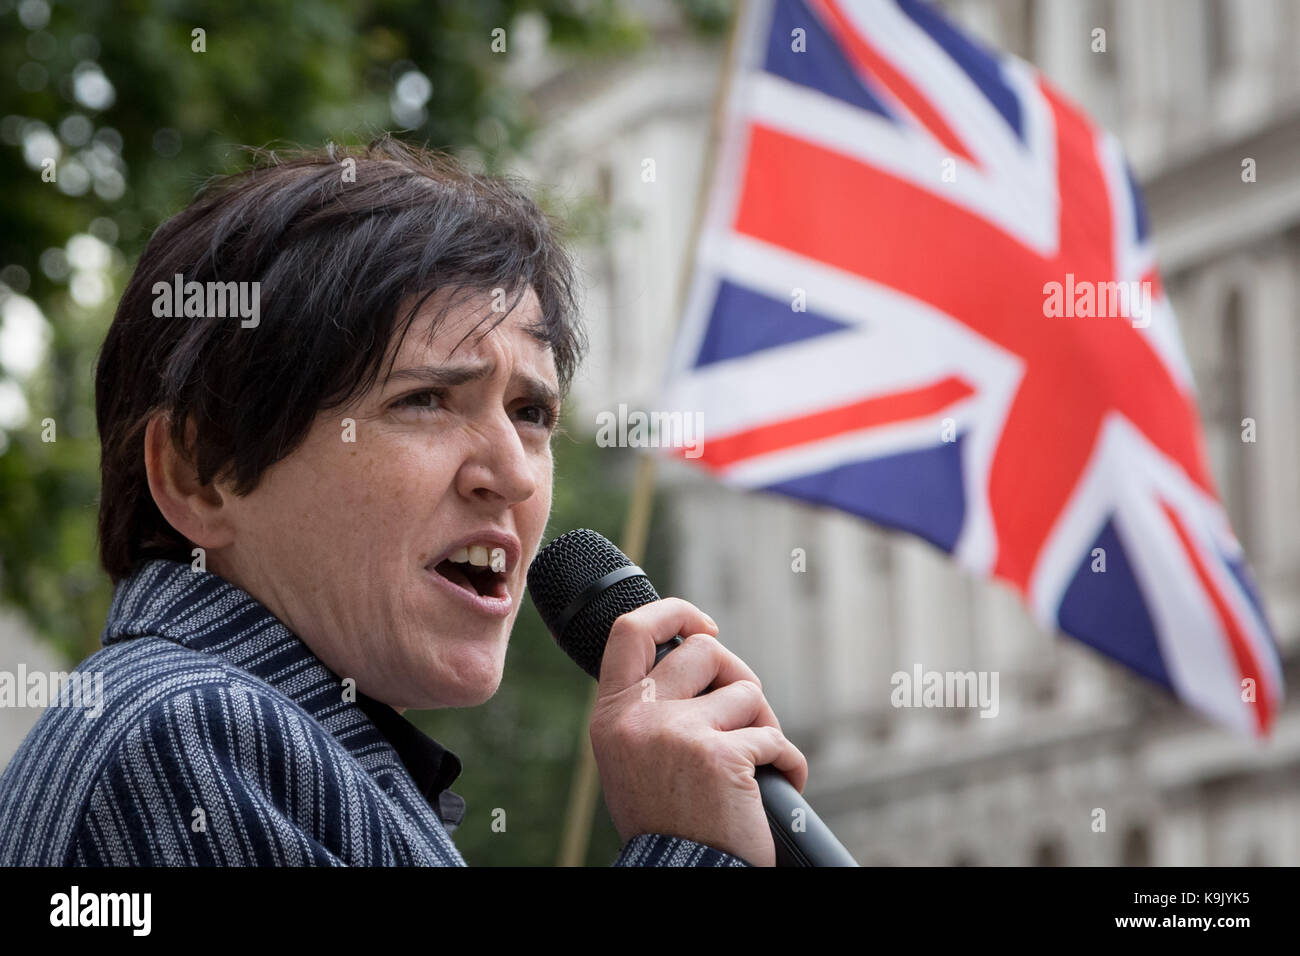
[{"xmin": 355, "ymin": 691, "xmax": 466, "ymax": 831}]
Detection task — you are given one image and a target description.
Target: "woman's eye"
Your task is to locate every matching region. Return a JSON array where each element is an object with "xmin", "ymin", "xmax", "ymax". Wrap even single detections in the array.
[
  {"xmin": 517, "ymin": 404, "xmax": 558, "ymax": 430},
  {"xmin": 394, "ymin": 389, "xmax": 443, "ymax": 412},
  {"xmin": 393, "ymin": 390, "xmax": 555, "ymax": 429}
]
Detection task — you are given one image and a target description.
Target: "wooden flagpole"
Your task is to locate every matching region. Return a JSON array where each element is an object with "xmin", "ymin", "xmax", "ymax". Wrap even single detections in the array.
[{"xmin": 556, "ymin": 0, "xmax": 750, "ymax": 867}]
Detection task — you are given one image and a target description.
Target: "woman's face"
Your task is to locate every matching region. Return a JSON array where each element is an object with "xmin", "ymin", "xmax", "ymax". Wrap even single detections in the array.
[{"xmin": 208, "ymin": 286, "xmax": 559, "ymax": 709}]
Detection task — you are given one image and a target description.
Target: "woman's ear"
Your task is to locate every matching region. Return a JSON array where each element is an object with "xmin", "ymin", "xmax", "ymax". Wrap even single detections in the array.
[{"xmin": 143, "ymin": 412, "xmax": 236, "ymax": 551}]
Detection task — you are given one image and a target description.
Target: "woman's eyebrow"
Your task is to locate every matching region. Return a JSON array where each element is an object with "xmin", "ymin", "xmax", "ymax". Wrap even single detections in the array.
[
  {"xmin": 385, "ymin": 361, "xmax": 495, "ymax": 388},
  {"xmin": 386, "ymin": 361, "xmax": 559, "ymax": 407},
  {"xmin": 517, "ymin": 377, "xmax": 561, "ymax": 410}
]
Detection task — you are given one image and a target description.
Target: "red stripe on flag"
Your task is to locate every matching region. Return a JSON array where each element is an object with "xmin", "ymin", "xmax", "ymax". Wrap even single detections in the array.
[
  {"xmin": 1160, "ymin": 501, "xmax": 1273, "ymax": 736},
  {"xmin": 685, "ymin": 375, "xmax": 976, "ymax": 471},
  {"xmin": 812, "ymin": 0, "xmax": 977, "ymax": 165}
]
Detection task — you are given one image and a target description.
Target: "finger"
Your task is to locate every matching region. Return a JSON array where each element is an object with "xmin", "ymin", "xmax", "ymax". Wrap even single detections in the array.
[
  {"xmin": 726, "ymin": 726, "xmax": 809, "ymax": 793},
  {"xmin": 648, "ymin": 633, "xmax": 763, "ymax": 701},
  {"xmin": 598, "ymin": 597, "xmax": 719, "ymax": 692},
  {"xmin": 688, "ymin": 679, "xmax": 770, "ymax": 732}
]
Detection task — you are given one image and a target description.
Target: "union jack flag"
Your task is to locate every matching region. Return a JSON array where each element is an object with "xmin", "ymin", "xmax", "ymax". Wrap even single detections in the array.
[{"xmin": 657, "ymin": 0, "xmax": 1282, "ymax": 735}]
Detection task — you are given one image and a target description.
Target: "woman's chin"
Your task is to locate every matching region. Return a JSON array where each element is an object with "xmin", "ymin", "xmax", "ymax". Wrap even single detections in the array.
[
  {"xmin": 428, "ymin": 684, "xmax": 500, "ymax": 709},
  {"xmin": 421, "ymin": 655, "xmax": 505, "ymax": 708}
]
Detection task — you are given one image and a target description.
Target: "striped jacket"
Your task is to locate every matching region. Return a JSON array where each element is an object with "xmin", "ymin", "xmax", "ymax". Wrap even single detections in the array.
[{"xmin": 0, "ymin": 559, "xmax": 748, "ymax": 867}]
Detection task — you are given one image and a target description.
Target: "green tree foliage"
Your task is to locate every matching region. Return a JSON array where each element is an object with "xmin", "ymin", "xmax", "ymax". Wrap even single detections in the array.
[{"xmin": 0, "ymin": 0, "xmax": 724, "ymax": 864}]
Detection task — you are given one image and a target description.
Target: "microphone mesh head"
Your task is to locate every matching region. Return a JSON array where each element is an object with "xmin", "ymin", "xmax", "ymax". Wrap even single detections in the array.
[{"xmin": 527, "ymin": 528, "xmax": 660, "ymax": 680}]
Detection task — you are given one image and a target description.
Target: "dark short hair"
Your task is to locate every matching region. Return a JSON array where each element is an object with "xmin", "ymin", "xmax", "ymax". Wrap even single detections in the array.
[{"xmin": 95, "ymin": 136, "xmax": 586, "ymax": 584}]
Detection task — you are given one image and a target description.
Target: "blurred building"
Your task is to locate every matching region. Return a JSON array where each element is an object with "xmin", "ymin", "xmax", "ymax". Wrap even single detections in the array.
[{"xmin": 521, "ymin": 0, "xmax": 1300, "ymax": 864}]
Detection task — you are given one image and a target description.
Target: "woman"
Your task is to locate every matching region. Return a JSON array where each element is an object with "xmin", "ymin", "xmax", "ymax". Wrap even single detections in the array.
[{"xmin": 0, "ymin": 138, "xmax": 806, "ymax": 866}]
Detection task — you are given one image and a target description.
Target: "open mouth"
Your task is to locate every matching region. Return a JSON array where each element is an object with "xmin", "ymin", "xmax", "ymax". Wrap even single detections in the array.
[{"xmin": 432, "ymin": 558, "xmax": 509, "ymax": 600}]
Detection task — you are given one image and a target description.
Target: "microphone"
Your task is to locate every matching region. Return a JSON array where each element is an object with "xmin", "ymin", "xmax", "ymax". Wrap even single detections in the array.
[{"xmin": 527, "ymin": 528, "xmax": 859, "ymax": 867}]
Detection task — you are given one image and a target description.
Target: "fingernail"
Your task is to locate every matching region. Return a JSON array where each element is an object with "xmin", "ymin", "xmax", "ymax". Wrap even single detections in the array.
[{"xmin": 704, "ymin": 614, "xmax": 718, "ymax": 630}]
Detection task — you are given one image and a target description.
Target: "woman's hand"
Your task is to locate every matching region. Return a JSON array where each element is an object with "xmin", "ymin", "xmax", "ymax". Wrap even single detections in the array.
[{"xmin": 588, "ymin": 598, "xmax": 808, "ymax": 867}]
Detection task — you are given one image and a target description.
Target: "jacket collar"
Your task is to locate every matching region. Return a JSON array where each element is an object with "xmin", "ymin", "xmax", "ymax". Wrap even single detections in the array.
[{"xmin": 103, "ymin": 558, "xmax": 463, "ymax": 825}]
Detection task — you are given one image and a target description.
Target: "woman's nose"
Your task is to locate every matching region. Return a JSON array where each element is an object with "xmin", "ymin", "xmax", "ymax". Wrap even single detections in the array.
[{"xmin": 456, "ymin": 413, "xmax": 538, "ymax": 505}]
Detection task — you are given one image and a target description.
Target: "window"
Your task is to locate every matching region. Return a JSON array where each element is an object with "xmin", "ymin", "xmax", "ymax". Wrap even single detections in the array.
[
  {"xmin": 1217, "ymin": 287, "xmax": 1253, "ymax": 555},
  {"xmin": 1033, "ymin": 837, "xmax": 1065, "ymax": 866},
  {"xmin": 1122, "ymin": 826, "xmax": 1151, "ymax": 866},
  {"xmin": 1206, "ymin": 0, "xmax": 1231, "ymax": 78},
  {"xmin": 1092, "ymin": 0, "xmax": 1117, "ymax": 78},
  {"xmin": 597, "ymin": 162, "xmax": 621, "ymax": 370}
]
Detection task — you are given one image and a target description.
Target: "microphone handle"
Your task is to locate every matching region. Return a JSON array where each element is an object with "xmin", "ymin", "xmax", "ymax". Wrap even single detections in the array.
[{"xmin": 652, "ymin": 637, "xmax": 859, "ymax": 867}]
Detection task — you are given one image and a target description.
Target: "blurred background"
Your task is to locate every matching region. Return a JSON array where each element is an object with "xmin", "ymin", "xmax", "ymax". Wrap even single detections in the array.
[{"xmin": 1, "ymin": 0, "xmax": 1297, "ymax": 865}]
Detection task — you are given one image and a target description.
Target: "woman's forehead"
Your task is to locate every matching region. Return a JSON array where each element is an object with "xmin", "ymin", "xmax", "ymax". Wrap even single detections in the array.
[{"xmin": 389, "ymin": 286, "xmax": 555, "ymax": 378}]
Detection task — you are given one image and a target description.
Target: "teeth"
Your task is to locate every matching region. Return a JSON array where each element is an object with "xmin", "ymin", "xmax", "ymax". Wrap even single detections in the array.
[{"xmin": 445, "ymin": 543, "xmax": 509, "ymax": 573}]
